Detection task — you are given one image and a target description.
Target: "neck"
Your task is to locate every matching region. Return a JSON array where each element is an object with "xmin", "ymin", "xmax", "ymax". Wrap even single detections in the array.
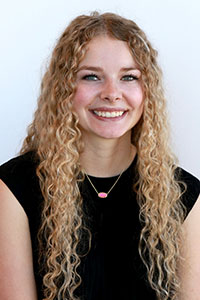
[{"xmin": 80, "ymin": 133, "xmax": 136, "ymax": 177}]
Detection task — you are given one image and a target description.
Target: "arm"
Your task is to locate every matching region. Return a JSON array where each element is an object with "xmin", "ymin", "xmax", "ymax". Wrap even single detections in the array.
[
  {"xmin": 179, "ymin": 193, "xmax": 200, "ymax": 300},
  {"xmin": 0, "ymin": 179, "xmax": 38, "ymax": 300}
]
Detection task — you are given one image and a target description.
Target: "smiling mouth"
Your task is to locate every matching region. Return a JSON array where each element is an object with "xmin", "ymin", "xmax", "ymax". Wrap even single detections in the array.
[{"xmin": 92, "ymin": 110, "xmax": 127, "ymax": 118}]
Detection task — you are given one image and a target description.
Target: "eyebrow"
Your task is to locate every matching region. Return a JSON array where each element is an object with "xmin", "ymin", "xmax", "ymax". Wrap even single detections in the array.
[
  {"xmin": 77, "ymin": 65, "xmax": 140, "ymax": 72},
  {"xmin": 77, "ymin": 66, "xmax": 103, "ymax": 72},
  {"xmin": 121, "ymin": 67, "xmax": 140, "ymax": 72}
]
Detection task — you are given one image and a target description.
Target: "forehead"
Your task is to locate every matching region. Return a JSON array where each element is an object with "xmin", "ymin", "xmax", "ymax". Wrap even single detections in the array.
[{"xmin": 79, "ymin": 35, "xmax": 137, "ymax": 67}]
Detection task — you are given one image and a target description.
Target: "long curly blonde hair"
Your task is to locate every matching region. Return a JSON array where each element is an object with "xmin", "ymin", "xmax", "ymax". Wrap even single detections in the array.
[{"xmin": 20, "ymin": 12, "xmax": 186, "ymax": 300}]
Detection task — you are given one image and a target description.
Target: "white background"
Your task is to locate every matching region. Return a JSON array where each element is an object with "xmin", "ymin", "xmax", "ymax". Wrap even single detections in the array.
[{"xmin": 0, "ymin": 0, "xmax": 199, "ymax": 178}]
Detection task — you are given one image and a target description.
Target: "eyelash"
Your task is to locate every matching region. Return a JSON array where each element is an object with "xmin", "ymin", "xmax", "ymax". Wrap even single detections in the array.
[
  {"xmin": 82, "ymin": 74, "xmax": 99, "ymax": 81},
  {"xmin": 121, "ymin": 75, "xmax": 139, "ymax": 81},
  {"xmin": 82, "ymin": 74, "xmax": 139, "ymax": 81}
]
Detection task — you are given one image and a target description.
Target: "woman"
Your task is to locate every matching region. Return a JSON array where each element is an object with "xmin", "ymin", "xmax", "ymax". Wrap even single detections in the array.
[{"xmin": 0, "ymin": 12, "xmax": 199, "ymax": 300}]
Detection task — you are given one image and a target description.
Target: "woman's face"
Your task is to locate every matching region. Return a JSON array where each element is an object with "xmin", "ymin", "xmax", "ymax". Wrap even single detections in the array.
[{"xmin": 73, "ymin": 35, "xmax": 144, "ymax": 141}]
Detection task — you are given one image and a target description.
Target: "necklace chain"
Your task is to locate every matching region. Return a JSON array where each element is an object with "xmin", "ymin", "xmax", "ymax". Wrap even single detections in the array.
[{"xmin": 85, "ymin": 171, "xmax": 123, "ymax": 198}]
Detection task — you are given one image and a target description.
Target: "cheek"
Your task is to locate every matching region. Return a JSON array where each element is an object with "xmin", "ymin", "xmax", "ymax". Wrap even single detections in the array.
[
  {"xmin": 129, "ymin": 88, "xmax": 144, "ymax": 108},
  {"xmin": 72, "ymin": 89, "xmax": 85, "ymax": 113},
  {"xmin": 73, "ymin": 85, "xmax": 94, "ymax": 110}
]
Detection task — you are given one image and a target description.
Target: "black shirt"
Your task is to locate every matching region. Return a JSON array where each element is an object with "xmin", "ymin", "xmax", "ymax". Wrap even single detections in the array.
[{"xmin": 0, "ymin": 152, "xmax": 199, "ymax": 299}]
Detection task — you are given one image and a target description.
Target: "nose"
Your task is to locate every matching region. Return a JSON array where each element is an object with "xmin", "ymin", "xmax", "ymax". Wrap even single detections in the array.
[{"xmin": 100, "ymin": 79, "xmax": 122, "ymax": 102}]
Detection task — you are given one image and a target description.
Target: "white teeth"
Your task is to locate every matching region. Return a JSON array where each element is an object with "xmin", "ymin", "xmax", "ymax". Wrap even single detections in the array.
[{"xmin": 94, "ymin": 111, "xmax": 124, "ymax": 117}]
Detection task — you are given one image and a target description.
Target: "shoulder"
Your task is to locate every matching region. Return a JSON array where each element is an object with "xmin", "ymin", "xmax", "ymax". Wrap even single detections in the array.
[
  {"xmin": 0, "ymin": 151, "xmax": 42, "ymax": 217},
  {"xmin": 0, "ymin": 151, "xmax": 39, "ymax": 186},
  {"xmin": 175, "ymin": 166, "xmax": 200, "ymax": 193},
  {"xmin": 175, "ymin": 167, "xmax": 200, "ymax": 217},
  {"xmin": 0, "ymin": 153, "xmax": 38, "ymax": 299},
  {"xmin": 173, "ymin": 167, "xmax": 200, "ymax": 298},
  {"xmin": 179, "ymin": 193, "xmax": 200, "ymax": 299},
  {"xmin": 0, "ymin": 151, "xmax": 38, "ymax": 177}
]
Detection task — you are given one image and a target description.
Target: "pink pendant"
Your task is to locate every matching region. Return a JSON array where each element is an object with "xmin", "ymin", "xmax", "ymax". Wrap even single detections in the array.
[{"xmin": 98, "ymin": 192, "xmax": 108, "ymax": 198}]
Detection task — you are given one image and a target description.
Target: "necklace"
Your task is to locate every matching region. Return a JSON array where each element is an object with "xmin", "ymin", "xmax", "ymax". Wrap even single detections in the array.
[{"xmin": 85, "ymin": 171, "xmax": 123, "ymax": 198}]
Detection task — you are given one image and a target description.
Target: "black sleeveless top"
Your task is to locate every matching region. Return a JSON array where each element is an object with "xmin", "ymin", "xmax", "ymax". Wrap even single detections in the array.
[{"xmin": 0, "ymin": 151, "xmax": 199, "ymax": 300}]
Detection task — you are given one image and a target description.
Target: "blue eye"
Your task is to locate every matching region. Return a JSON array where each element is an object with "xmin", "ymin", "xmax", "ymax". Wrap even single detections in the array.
[
  {"xmin": 82, "ymin": 74, "xmax": 99, "ymax": 81},
  {"xmin": 121, "ymin": 75, "xmax": 139, "ymax": 81}
]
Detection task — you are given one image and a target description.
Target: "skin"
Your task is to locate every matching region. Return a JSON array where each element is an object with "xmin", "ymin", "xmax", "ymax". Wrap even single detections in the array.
[
  {"xmin": 73, "ymin": 35, "xmax": 144, "ymax": 176},
  {"xmin": 0, "ymin": 179, "xmax": 37, "ymax": 300},
  {"xmin": 179, "ymin": 194, "xmax": 200, "ymax": 300}
]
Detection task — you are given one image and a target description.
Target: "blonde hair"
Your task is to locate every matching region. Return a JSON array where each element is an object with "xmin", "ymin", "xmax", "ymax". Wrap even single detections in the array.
[{"xmin": 20, "ymin": 12, "xmax": 186, "ymax": 300}]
